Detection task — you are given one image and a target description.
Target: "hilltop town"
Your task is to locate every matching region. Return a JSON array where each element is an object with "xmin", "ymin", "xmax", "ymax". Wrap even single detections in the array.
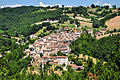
[
  {"xmin": 24, "ymin": 25, "xmax": 119, "ymax": 74},
  {"xmin": 24, "ymin": 28, "xmax": 83, "ymax": 71},
  {"xmin": 0, "ymin": 3, "xmax": 120, "ymax": 80}
]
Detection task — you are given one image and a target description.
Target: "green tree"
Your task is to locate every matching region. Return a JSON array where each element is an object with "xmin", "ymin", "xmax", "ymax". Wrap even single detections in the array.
[
  {"xmin": 112, "ymin": 5, "xmax": 116, "ymax": 9},
  {"xmin": 70, "ymin": 19, "xmax": 74, "ymax": 24},
  {"xmin": 91, "ymin": 4, "xmax": 95, "ymax": 8}
]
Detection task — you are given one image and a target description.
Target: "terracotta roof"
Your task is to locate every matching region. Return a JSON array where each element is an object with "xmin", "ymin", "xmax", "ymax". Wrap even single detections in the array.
[
  {"xmin": 71, "ymin": 65, "xmax": 84, "ymax": 68},
  {"xmin": 54, "ymin": 61, "xmax": 59, "ymax": 63},
  {"xmin": 43, "ymin": 41, "xmax": 49, "ymax": 43},
  {"xmin": 49, "ymin": 56, "xmax": 56, "ymax": 59},
  {"xmin": 72, "ymin": 65, "xmax": 78, "ymax": 68},
  {"xmin": 49, "ymin": 41, "xmax": 56, "ymax": 43}
]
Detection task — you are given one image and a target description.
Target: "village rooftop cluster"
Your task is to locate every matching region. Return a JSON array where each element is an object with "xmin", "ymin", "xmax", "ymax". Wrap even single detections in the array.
[
  {"xmin": 24, "ymin": 27, "xmax": 108, "ymax": 71},
  {"xmin": 24, "ymin": 28, "xmax": 84, "ymax": 69}
]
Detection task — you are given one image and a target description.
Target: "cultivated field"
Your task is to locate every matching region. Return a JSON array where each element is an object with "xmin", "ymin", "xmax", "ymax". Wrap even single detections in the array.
[
  {"xmin": 66, "ymin": 13, "xmax": 74, "ymax": 18},
  {"xmin": 48, "ymin": 9, "xmax": 57, "ymax": 11},
  {"xmin": 66, "ymin": 13, "xmax": 91, "ymax": 21},
  {"xmin": 75, "ymin": 16, "xmax": 91, "ymax": 21},
  {"xmin": 79, "ymin": 21, "xmax": 92, "ymax": 27},
  {"xmin": 88, "ymin": 13, "xmax": 97, "ymax": 17},
  {"xmin": 106, "ymin": 16, "xmax": 120, "ymax": 30}
]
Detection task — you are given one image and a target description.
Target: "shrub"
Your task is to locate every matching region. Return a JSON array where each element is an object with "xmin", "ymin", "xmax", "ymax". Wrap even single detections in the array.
[{"xmin": 54, "ymin": 66, "xmax": 63, "ymax": 71}]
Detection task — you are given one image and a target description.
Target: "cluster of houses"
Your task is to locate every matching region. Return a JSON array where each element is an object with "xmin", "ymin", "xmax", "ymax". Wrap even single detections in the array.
[
  {"xmin": 87, "ymin": 28, "xmax": 107, "ymax": 37},
  {"xmin": 42, "ymin": 56, "xmax": 69, "ymax": 66},
  {"xmin": 42, "ymin": 56, "xmax": 84, "ymax": 70},
  {"xmin": 27, "ymin": 30, "xmax": 82, "ymax": 56},
  {"xmin": 24, "ymin": 28, "xmax": 108, "ymax": 72},
  {"xmin": 24, "ymin": 29, "xmax": 83, "ymax": 69}
]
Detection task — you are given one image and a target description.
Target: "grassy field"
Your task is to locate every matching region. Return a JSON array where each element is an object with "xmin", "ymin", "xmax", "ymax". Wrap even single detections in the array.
[
  {"xmin": 48, "ymin": 9, "xmax": 57, "ymax": 11},
  {"xmin": 78, "ymin": 54, "xmax": 98, "ymax": 64},
  {"xmin": 106, "ymin": 16, "xmax": 120, "ymax": 30},
  {"xmin": 66, "ymin": 13, "xmax": 93, "ymax": 28},
  {"xmin": 66, "ymin": 13, "xmax": 92, "ymax": 22},
  {"xmin": 88, "ymin": 8, "xmax": 97, "ymax": 12},
  {"xmin": 60, "ymin": 22, "xmax": 76, "ymax": 27},
  {"xmin": 66, "ymin": 13, "xmax": 74, "ymax": 18},
  {"xmin": 0, "ymin": 30, "xmax": 4, "ymax": 34},
  {"xmin": 11, "ymin": 37, "xmax": 21, "ymax": 41},
  {"xmin": 74, "ymin": 54, "xmax": 106, "ymax": 64},
  {"xmin": 51, "ymin": 21, "xmax": 76, "ymax": 28},
  {"xmin": 88, "ymin": 13, "xmax": 97, "ymax": 17},
  {"xmin": 79, "ymin": 20, "xmax": 92, "ymax": 23},
  {"xmin": 32, "ymin": 10, "xmax": 48, "ymax": 14},
  {"xmin": 75, "ymin": 16, "xmax": 91, "ymax": 21},
  {"xmin": 34, "ymin": 27, "xmax": 46, "ymax": 36},
  {"xmin": 79, "ymin": 21, "xmax": 92, "ymax": 27}
]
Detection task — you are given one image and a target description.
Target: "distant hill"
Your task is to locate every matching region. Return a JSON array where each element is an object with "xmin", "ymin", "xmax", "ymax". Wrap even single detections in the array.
[
  {"xmin": 0, "ymin": 6, "xmax": 62, "ymax": 36},
  {"xmin": 0, "ymin": 5, "xmax": 120, "ymax": 37}
]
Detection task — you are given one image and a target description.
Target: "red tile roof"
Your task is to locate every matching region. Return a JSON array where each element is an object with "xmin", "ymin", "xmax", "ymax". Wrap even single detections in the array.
[
  {"xmin": 49, "ymin": 56, "xmax": 56, "ymax": 59},
  {"xmin": 72, "ymin": 65, "xmax": 78, "ymax": 68},
  {"xmin": 54, "ymin": 61, "xmax": 59, "ymax": 63}
]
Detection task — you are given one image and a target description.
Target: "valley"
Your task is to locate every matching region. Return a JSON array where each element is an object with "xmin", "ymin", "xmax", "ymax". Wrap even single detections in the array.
[{"xmin": 0, "ymin": 3, "xmax": 120, "ymax": 80}]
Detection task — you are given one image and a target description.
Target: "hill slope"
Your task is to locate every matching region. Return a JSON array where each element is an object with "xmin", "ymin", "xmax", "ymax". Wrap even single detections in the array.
[
  {"xmin": 0, "ymin": 6, "xmax": 62, "ymax": 36},
  {"xmin": 106, "ymin": 16, "xmax": 120, "ymax": 30}
]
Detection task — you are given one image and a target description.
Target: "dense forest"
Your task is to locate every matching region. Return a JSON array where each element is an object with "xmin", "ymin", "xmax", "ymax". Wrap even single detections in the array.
[
  {"xmin": 0, "ymin": 36, "xmax": 32, "ymax": 79},
  {"xmin": 70, "ymin": 33, "xmax": 120, "ymax": 62},
  {"xmin": 0, "ymin": 36, "xmax": 17, "ymax": 54},
  {"xmin": 0, "ymin": 34, "xmax": 120, "ymax": 79},
  {"xmin": 70, "ymin": 33, "xmax": 120, "ymax": 79},
  {"xmin": 0, "ymin": 6, "xmax": 62, "ymax": 36}
]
